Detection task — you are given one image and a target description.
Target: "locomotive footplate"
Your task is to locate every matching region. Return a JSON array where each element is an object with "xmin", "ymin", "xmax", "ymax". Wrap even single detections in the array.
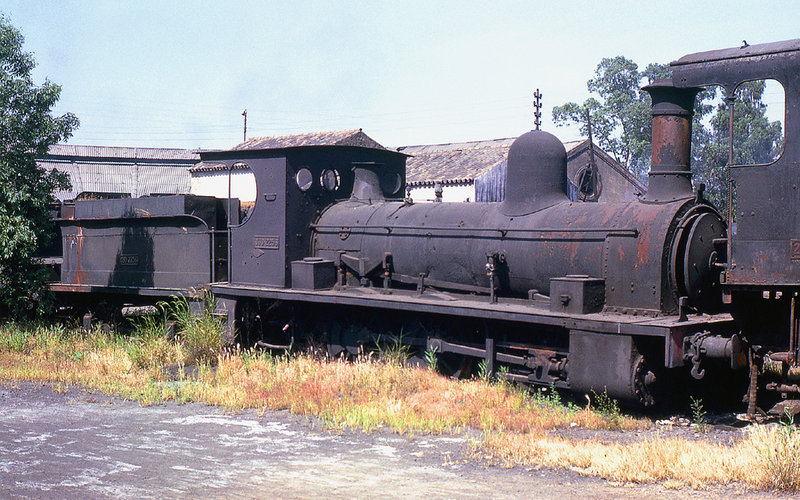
[
  {"xmin": 210, "ymin": 282, "xmax": 735, "ymax": 370},
  {"xmin": 50, "ymin": 283, "xmax": 194, "ymax": 298}
]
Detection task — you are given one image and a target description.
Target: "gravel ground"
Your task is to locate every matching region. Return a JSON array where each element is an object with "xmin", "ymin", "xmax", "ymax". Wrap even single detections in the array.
[{"xmin": 0, "ymin": 381, "xmax": 781, "ymax": 499}]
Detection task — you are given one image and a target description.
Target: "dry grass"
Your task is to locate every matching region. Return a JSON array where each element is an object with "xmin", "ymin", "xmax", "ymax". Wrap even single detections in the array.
[
  {"xmin": 0, "ymin": 320, "xmax": 640, "ymax": 432},
  {"xmin": 1, "ymin": 318, "xmax": 800, "ymax": 492},
  {"xmin": 482, "ymin": 423, "xmax": 800, "ymax": 492}
]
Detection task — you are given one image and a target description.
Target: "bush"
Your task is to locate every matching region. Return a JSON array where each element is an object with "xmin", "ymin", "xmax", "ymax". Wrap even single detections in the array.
[
  {"xmin": 127, "ymin": 315, "xmax": 181, "ymax": 369},
  {"xmin": 160, "ymin": 293, "xmax": 225, "ymax": 365}
]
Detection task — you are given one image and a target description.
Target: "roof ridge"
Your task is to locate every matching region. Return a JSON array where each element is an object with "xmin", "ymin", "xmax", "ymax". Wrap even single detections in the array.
[
  {"xmin": 399, "ymin": 137, "xmax": 515, "ymax": 150},
  {"xmin": 241, "ymin": 128, "xmax": 361, "ymax": 142}
]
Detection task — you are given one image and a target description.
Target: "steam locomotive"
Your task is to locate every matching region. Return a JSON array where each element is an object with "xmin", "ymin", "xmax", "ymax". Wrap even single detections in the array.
[{"xmin": 51, "ymin": 39, "xmax": 800, "ymax": 414}]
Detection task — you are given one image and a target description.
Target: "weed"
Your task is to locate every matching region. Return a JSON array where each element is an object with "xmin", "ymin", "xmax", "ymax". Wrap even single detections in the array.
[
  {"xmin": 495, "ymin": 364, "xmax": 510, "ymax": 384},
  {"xmin": 0, "ymin": 323, "xmax": 30, "ymax": 352},
  {"xmin": 531, "ymin": 384, "xmax": 563, "ymax": 408},
  {"xmin": 375, "ymin": 333, "xmax": 410, "ymax": 366},
  {"xmin": 476, "ymin": 359, "xmax": 490, "ymax": 382},
  {"xmin": 160, "ymin": 292, "xmax": 225, "ymax": 365},
  {"xmin": 423, "ymin": 345, "xmax": 438, "ymax": 371},
  {"xmin": 127, "ymin": 313, "xmax": 182, "ymax": 370},
  {"xmin": 591, "ymin": 389, "xmax": 620, "ymax": 421},
  {"xmin": 689, "ymin": 396, "xmax": 707, "ymax": 433}
]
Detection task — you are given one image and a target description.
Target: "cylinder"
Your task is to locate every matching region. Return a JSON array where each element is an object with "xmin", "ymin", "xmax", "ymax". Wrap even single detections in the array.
[{"xmin": 641, "ymin": 80, "xmax": 701, "ymax": 203}]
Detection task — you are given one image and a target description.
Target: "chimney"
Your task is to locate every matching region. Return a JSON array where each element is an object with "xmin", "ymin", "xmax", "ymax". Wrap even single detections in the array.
[{"xmin": 641, "ymin": 79, "xmax": 701, "ymax": 203}]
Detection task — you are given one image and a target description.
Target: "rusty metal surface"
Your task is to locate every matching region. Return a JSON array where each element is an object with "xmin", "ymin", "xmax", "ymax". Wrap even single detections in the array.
[
  {"xmin": 59, "ymin": 195, "xmax": 226, "ymax": 290},
  {"xmin": 210, "ymin": 282, "xmax": 733, "ymax": 331},
  {"xmin": 313, "ymin": 182, "xmax": 714, "ymax": 315},
  {"xmin": 211, "ymin": 281, "xmax": 735, "ymax": 369},
  {"xmin": 49, "ymin": 283, "xmax": 191, "ymax": 297},
  {"xmin": 671, "ymin": 39, "xmax": 800, "ymax": 288},
  {"xmin": 641, "ymin": 81, "xmax": 700, "ymax": 203}
]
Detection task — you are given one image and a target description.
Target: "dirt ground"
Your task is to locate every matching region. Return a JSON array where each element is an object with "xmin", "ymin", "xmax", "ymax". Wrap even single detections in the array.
[{"xmin": 0, "ymin": 381, "xmax": 781, "ymax": 499}]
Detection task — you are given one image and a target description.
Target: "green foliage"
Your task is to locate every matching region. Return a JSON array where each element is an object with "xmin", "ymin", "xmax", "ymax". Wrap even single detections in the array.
[
  {"xmin": 553, "ymin": 57, "xmax": 670, "ymax": 180},
  {"xmin": 689, "ymin": 396, "xmax": 707, "ymax": 432},
  {"xmin": 590, "ymin": 389, "xmax": 621, "ymax": 421},
  {"xmin": 375, "ymin": 332, "xmax": 411, "ymax": 366},
  {"xmin": 693, "ymin": 81, "xmax": 783, "ymax": 210},
  {"xmin": 159, "ymin": 293, "xmax": 225, "ymax": 365},
  {"xmin": 423, "ymin": 345, "xmax": 438, "ymax": 371},
  {"xmin": 127, "ymin": 314, "xmax": 180, "ymax": 369},
  {"xmin": 0, "ymin": 16, "xmax": 78, "ymax": 317},
  {"xmin": 476, "ymin": 359, "xmax": 490, "ymax": 382},
  {"xmin": 530, "ymin": 384, "xmax": 563, "ymax": 407},
  {"xmin": 554, "ymin": 54, "xmax": 783, "ymax": 213}
]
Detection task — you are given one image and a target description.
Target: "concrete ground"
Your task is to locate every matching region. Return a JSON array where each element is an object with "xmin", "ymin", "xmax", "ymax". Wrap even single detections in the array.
[{"xmin": 0, "ymin": 381, "xmax": 775, "ymax": 499}]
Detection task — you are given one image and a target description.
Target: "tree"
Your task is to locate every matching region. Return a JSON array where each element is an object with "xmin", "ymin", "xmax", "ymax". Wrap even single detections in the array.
[
  {"xmin": 693, "ymin": 81, "xmax": 783, "ymax": 209},
  {"xmin": 553, "ymin": 57, "xmax": 672, "ymax": 181},
  {"xmin": 0, "ymin": 16, "xmax": 78, "ymax": 317},
  {"xmin": 554, "ymin": 56, "xmax": 782, "ymax": 213}
]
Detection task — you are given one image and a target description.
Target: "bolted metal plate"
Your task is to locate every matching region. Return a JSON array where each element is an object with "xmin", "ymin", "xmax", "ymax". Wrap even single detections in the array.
[{"xmin": 683, "ymin": 212, "xmax": 726, "ymax": 307}]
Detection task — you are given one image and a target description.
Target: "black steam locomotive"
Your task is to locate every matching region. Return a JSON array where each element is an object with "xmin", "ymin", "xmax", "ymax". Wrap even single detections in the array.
[{"xmin": 51, "ymin": 39, "xmax": 800, "ymax": 414}]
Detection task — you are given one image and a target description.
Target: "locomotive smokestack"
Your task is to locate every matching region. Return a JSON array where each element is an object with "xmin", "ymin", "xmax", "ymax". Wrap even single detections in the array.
[{"xmin": 641, "ymin": 80, "xmax": 701, "ymax": 203}]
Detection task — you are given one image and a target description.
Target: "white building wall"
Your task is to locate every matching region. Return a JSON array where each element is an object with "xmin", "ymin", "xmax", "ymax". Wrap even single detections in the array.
[
  {"xmin": 190, "ymin": 170, "xmax": 257, "ymax": 202},
  {"xmin": 407, "ymin": 183, "xmax": 475, "ymax": 203}
]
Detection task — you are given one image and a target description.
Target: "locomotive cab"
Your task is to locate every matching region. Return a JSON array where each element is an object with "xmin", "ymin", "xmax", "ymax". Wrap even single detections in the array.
[{"xmin": 671, "ymin": 39, "xmax": 800, "ymax": 412}]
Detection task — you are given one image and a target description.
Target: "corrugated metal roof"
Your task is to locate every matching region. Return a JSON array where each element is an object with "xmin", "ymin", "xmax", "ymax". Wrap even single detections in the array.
[
  {"xmin": 39, "ymin": 161, "xmax": 190, "ymax": 201},
  {"xmin": 46, "ymin": 144, "xmax": 199, "ymax": 162},
  {"xmin": 231, "ymin": 129, "xmax": 386, "ymax": 151},
  {"xmin": 38, "ymin": 144, "xmax": 197, "ymax": 201},
  {"xmin": 402, "ymin": 137, "xmax": 585, "ymax": 185}
]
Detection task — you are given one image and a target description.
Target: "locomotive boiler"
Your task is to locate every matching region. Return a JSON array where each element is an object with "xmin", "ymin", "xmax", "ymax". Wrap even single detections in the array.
[{"xmin": 313, "ymin": 83, "xmax": 723, "ymax": 316}]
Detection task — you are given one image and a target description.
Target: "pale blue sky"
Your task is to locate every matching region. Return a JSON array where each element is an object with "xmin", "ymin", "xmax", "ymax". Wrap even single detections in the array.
[{"xmin": 4, "ymin": 1, "xmax": 799, "ymax": 149}]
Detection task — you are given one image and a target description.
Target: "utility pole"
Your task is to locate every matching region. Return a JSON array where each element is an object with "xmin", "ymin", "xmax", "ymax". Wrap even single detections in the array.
[
  {"xmin": 242, "ymin": 109, "xmax": 247, "ymax": 142},
  {"xmin": 533, "ymin": 89, "xmax": 542, "ymax": 131}
]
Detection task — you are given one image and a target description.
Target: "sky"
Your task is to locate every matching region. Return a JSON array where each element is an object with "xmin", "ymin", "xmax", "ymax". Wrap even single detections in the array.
[{"xmin": 3, "ymin": 1, "xmax": 800, "ymax": 150}]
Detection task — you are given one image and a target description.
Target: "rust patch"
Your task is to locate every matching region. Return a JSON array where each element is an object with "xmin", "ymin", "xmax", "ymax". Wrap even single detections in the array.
[
  {"xmin": 73, "ymin": 226, "xmax": 87, "ymax": 285},
  {"xmin": 637, "ymin": 224, "xmax": 651, "ymax": 265},
  {"xmin": 791, "ymin": 240, "xmax": 800, "ymax": 261}
]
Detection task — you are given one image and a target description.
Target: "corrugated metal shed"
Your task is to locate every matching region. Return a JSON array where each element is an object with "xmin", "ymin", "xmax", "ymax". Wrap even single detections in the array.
[
  {"xmin": 46, "ymin": 144, "xmax": 199, "ymax": 162},
  {"xmin": 231, "ymin": 129, "xmax": 386, "ymax": 152},
  {"xmin": 38, "ymin": 145, "xmax": 197, "ymax": 201}
]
